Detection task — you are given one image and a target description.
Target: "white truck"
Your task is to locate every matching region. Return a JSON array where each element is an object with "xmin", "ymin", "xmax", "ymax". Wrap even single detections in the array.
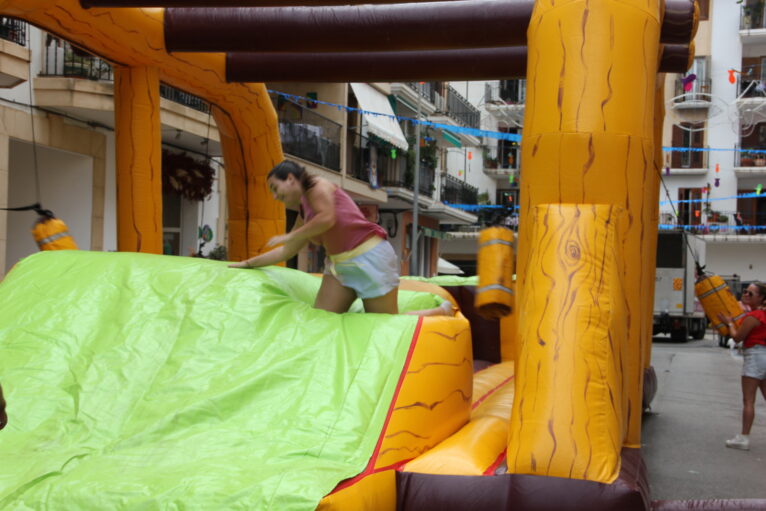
[{"xmin": 652, "ymin": 231, "xmax": 708, "ymax": 342}]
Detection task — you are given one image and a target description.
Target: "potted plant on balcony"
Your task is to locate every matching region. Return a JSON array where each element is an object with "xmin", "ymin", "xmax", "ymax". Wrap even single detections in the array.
[
  {"xmin": 741, "ymin": 151, "xmax": 755, "ymax": 167},
  {"xmin": 755, "ymin": 153, "xmax": 766, "ymax": 167}
]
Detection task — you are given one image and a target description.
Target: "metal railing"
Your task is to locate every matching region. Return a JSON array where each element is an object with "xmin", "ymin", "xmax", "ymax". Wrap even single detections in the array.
[
  {"xmin": 673, "ymin": 77, "xmax": 712, "ymax": 103},
  {"xmin": 159, "ymin": 83, "xmax": 210, "ymax": 114},
  {"xmin": 0, "ymin": 17, "xmax": 27, "ymax": 46},
  {"xmin": 272, "ymin": 94, "xmax": 341, "ymax": 171},
  {"xmin": 739, "ymin": 78, "xmax": 766, "ymax": 98},
  {"xmin": 346, "ymin": 129, "xmax": 406, "ymax": 187},
  {"xmin": 485, "ymin": 80, "xmax": 526, "ymax": 105},
  {"xmin": 662, "ymin": 209, "xmax": 766, "ymax": 235},
  {"xmin": 406, "ymin": 81, "xmax": 438, "ymax": 104},
  {"xmin": 442, "ymin": 174, "xmax": 478, "ymax": 205},
  {"xmin": 443, "ymin": 85, "xmax": 480, "ymax": 129},
  {"xmin": 43, "ymin": 38, "xmax": 113, "ymax": 81},
  {"xmin": 670, "ymin": 146, "xmax": 709, "ymax": 169},
  {"xmin": 376, "ymin": 153, "xmax": 435, "ymax": 198},
  {"xmin": 741, "ymin": 4, "xmax": 766, "ymax": 30},
  {"xmin": 734, "ymin": 144, "xmax": 766, "ymax": 167}
]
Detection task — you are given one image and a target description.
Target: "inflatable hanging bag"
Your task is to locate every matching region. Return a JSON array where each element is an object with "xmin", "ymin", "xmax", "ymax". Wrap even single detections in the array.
[
  {"xmin": 695, "ymin": 274, "xmax": 745, "ymax": 336},
  {"xmin": 32, "ymin": 211, "xmax": 78, "ymax": 251},
  {"xmin": 475, "ymin": 226, "xmax": 514, "ymax": 319}
]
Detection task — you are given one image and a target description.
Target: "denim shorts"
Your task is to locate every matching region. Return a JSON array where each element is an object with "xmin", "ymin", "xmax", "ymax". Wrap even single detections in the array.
[
  {"xmin": 743, "ymin": 344, "xmax": 766, "ymax": 380},
  {"xmin": 325, "ymin": 239, "xmax": 400, "ymax": 299}
]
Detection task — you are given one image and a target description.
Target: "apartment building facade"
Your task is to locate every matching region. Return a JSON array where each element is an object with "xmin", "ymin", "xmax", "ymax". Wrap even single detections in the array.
[
  {"xmin": 0, "ymin": 21, "xmax": 488, "ymax": 277},
  {"xmin": 660, "ymin": 0, "xmax": 766, "ymax": 283}
]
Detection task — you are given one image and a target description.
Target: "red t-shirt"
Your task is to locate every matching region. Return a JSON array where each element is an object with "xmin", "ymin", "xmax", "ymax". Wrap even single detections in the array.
[
  {"xmin": 300, "ymin": 187, "xmax": 386, "ymax": 255},
  {"xmin": 744, "ymin": 309, "xmax": 766, "ymax": 349}
]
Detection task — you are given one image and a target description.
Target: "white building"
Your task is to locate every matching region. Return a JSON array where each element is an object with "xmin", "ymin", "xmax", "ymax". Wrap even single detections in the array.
[{"xmin": 661, "ymin": 0, "xmax": 766, "ymax": 284}]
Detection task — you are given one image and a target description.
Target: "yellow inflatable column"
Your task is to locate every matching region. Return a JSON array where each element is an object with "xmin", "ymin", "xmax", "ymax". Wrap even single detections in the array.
[
  {"xmin": 516, "ymin": 0, "xmax": 662, "ymax": 451},
  {"xmin": 212, "ymin": 108, "xmax": 284, "ymax": 261},
  {"xmin": 643, "ymin": 77, "xmax": 666, "ymax": 370},
  {"xmin": 113, "ymin": 65, "xmax": 162, "ymax": 253},
  {"xmin": 509, "ymin": 204, "xmax": 627, "ymax": 483}
]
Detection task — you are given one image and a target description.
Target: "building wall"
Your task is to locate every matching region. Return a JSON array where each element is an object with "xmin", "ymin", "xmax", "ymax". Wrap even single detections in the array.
[
  {"xmin": 706, "ymin": 242, "xmax": 765, "ymax": 282},
  {"xmin": 6, "ymin": 139, "xmax": 93, "ymax": 272}
]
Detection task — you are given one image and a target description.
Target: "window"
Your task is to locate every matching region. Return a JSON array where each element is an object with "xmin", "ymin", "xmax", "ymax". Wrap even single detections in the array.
[
  {"xmin": 677, "ymin": 188, "xmax": 702, "ymax": 227},
  {"xmin": 162, "ymin": 191, "xmax": 182, "ymax": 255},
  {"xmin": 671, "ymin": 123, "xmax": 704, "ymax": 168}
]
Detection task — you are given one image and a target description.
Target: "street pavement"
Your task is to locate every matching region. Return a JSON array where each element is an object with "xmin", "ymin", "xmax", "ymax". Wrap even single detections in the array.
[{"xmin": 642, "ymin": 332, "xmax": 766, "ymax": 500}]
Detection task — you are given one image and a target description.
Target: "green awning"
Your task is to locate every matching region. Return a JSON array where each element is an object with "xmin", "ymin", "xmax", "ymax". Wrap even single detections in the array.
[
  {"xmin": 421, "ymin": 226, "xmax": 449, "ymax": 239},
  {"xmin": 441, "ymin": 130, "xmax": 462, "ymax": 148}
]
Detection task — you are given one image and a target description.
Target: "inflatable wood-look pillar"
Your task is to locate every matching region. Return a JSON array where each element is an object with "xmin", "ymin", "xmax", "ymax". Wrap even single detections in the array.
[
  {"xmin": 212, "ymin": 107, "xmax": 283, "ymax": 261},
  {"xmin": 509, "ymin": 204, "xmax": 628, "ymax": 483},
  {"xmin": 0, "ymin": 1, "xmax": 282, "ymax": 262},
  {"xmin": 113, "ymin": 66, "xmax": 162, "ymax": 253},
  {"xmin": 513, "ymin": 0, "xmax": 663, "ymax": 480},
  {"xmin": 643, "ymin": 77, "xmax": 666, "ymax": 369}
]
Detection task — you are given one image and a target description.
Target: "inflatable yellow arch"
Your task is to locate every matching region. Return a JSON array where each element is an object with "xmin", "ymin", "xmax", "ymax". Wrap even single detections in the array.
[{"xmin": 0, "ymin": 0, "xmax": 284, "ymax": 260}]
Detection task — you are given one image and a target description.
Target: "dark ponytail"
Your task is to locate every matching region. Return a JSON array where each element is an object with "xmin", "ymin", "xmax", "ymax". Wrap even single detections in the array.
[
  {"xmin": 753, "ymin": 282, "xmax": 766, "ymax": 306},
  {"xmin": 268, "ymin": 160, "xmax": 317, "ymax": 191}
]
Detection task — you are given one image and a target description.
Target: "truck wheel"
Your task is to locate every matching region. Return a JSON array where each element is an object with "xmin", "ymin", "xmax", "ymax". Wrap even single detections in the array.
[
  {"xmin": 691, "ymin": 319, "xmax": 706, "ymax": 340},
  {"xmin": 671, "ymin": 325, "xmax": 688, "ymax": 342}
]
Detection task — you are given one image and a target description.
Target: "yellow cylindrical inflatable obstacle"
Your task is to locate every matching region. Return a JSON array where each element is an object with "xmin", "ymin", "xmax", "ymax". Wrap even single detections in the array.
[
  {"xmin": 475, "ymin": 227, "xmax": 515, "ymax": 319},
  {"xmin": 33, "ymin": 216, "xmax": 78, "ymax": 251},
  {"xmin": 695, "ymin": 275, "xmax": 747, "ymax": 336},
  {"xmin": 509, "ymin": 204, "xmax": 628, "ymax": 484}
]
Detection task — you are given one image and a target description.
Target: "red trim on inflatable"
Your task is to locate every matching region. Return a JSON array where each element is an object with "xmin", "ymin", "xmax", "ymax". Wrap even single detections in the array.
[
  {"xmin": 328, "ymin": 317, "xmax": 424, "ymax": 494},
  {"xmin": 471, "ymin": 374, "xmax": 514, "ymax": 410},
  {"xmin": 483, "ymin": 450, "xmax": 506, "ymax": 476}
]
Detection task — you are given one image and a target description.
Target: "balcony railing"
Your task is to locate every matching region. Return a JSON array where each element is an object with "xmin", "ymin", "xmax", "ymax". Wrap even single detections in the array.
[
  {"xmin": 741, "ymin": 4, "xmax": 766, "ymax": 30},
  {"xmin": 406, "ymin": 81, "xmax": 438, "ymax": 105},
  {"xmin": 43, "ymin": 38, "xmax": 113, "ymax": 81},
  {"xmin": 670, "ymin": 146, "xmax": 709, "ymax": 169},
  {"xmin": 444, "ymin": 85, "xmax": 480, "ymax": 130},
  {"xmin": 734, "ymin": 144, "xmax": 766, "ymax": 167},
  {"xmin": 272, "ymin": 94, "xmax": 341, "ymax": 171},
  {"xmin": 0, "ymin": 17, "xmax": 27, "ymax": 46},
  {"xmin": 442, "ymin": 174, "xmax": 478, "ymax": 205},
  {"xmin": 347, "ymin": 129, "xmax": 404, "ymax": 187},
  {"xmin": 662, "ymin": 210, "xmax": 766, "ymax": 235},
  {"xmin": 159, "ymin": 83, "xmax": 210, "ymax": 114},
  {"xmin": 673, "ymin": 77, "xmax": 711, "ymax": 104},
  {"xmin": 739, "ymin": 78, "xmax": 766, "ymax": 98}
]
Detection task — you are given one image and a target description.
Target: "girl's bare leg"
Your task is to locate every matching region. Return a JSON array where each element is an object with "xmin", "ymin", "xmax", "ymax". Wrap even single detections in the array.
[
  {"xmin": 741, "ymin": 376, "xmax": 760, "ymax": 435},
  {"xmin": 362, "ymin": 288, "xmax": 399, "ymax": 314},
  {"xmin": 314, "ymin": 273, "xmax": 358, "ymax": 313}
]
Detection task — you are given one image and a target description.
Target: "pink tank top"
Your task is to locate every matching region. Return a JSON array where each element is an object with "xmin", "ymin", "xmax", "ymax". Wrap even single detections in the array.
[{"xmin": 300, "ymin": 187, "xmax": 387, "ymax": 255}]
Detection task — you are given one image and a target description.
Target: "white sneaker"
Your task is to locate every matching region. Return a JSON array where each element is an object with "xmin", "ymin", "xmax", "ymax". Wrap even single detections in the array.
[{"xmin": 725, "ymin": 434, "xmax": 750, "ymax": 450}]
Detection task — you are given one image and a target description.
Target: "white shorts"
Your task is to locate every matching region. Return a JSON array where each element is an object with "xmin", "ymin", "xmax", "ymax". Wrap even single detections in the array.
[
  {"xmin": 743, "ymin": 344, "xmax": 766, "ymax": 380},
  {"xmin": 325, "ymin": 239, "xmax": 400, "ymax": 299}
]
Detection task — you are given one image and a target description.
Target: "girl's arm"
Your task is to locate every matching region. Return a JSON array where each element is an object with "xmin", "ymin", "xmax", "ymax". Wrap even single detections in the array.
[
  {"xmin": 266, "ymin": 181, "xmax": 336, "ymax": 248},
  {"xmin": 230, "ymin": 217, "xmax": 307, "ymax": 268},
  {"xmin": 719, "ymin": 313, "xmax": 760, "ymax": 343}
]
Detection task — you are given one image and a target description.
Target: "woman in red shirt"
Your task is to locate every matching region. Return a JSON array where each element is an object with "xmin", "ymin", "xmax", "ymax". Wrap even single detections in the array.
[{"xmin": 718, "ymin": 282, "xmax": 766, "ymax": 450}]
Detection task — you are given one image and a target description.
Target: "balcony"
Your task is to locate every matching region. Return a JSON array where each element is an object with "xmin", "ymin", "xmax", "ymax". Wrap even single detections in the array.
[
  {"xmin": 390, "ymin": 81, "xmax": 438, "ymax": 116},
  {"xmin": 671, "ymin": 77, "xmax": 712, "ymax": 109},
  {"xmin": 273, "ymin": 94, "xmax": 341, "ymax": 172},
  {"xmin": 347, "ymin": 129, "xmax": 404, "ymax": 186},
  {"xmin": 442, "ymin": 173, "xmax": 478, "ymax": 205},
  {"xmin": 667, "ymin": 147, "xmax": 709, "ymax": 175},
  {"xmin": 740, "ymin": 4, "xmax": 766, "ymax": 44},
  {"xmin": 734, "ymin": 145, "xmax": 766, "ymax": 178},
  {"xmin": 429, "ymin": 85, "xmax": 481, "ymax": 147},
  {"xmin": 485, "ymin": 80, "xmax": 526, "ymax": 126},
  {"xmin": 36, "ymin": 36, "xmax": 221, "ymax": 154},
  {"xmin": 484, "ymin": 144, "xmax": 520, "ymax": 180},
  {"xmin": 0, "ymin": 17, "xmax": 30, "ymax": 88}
]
